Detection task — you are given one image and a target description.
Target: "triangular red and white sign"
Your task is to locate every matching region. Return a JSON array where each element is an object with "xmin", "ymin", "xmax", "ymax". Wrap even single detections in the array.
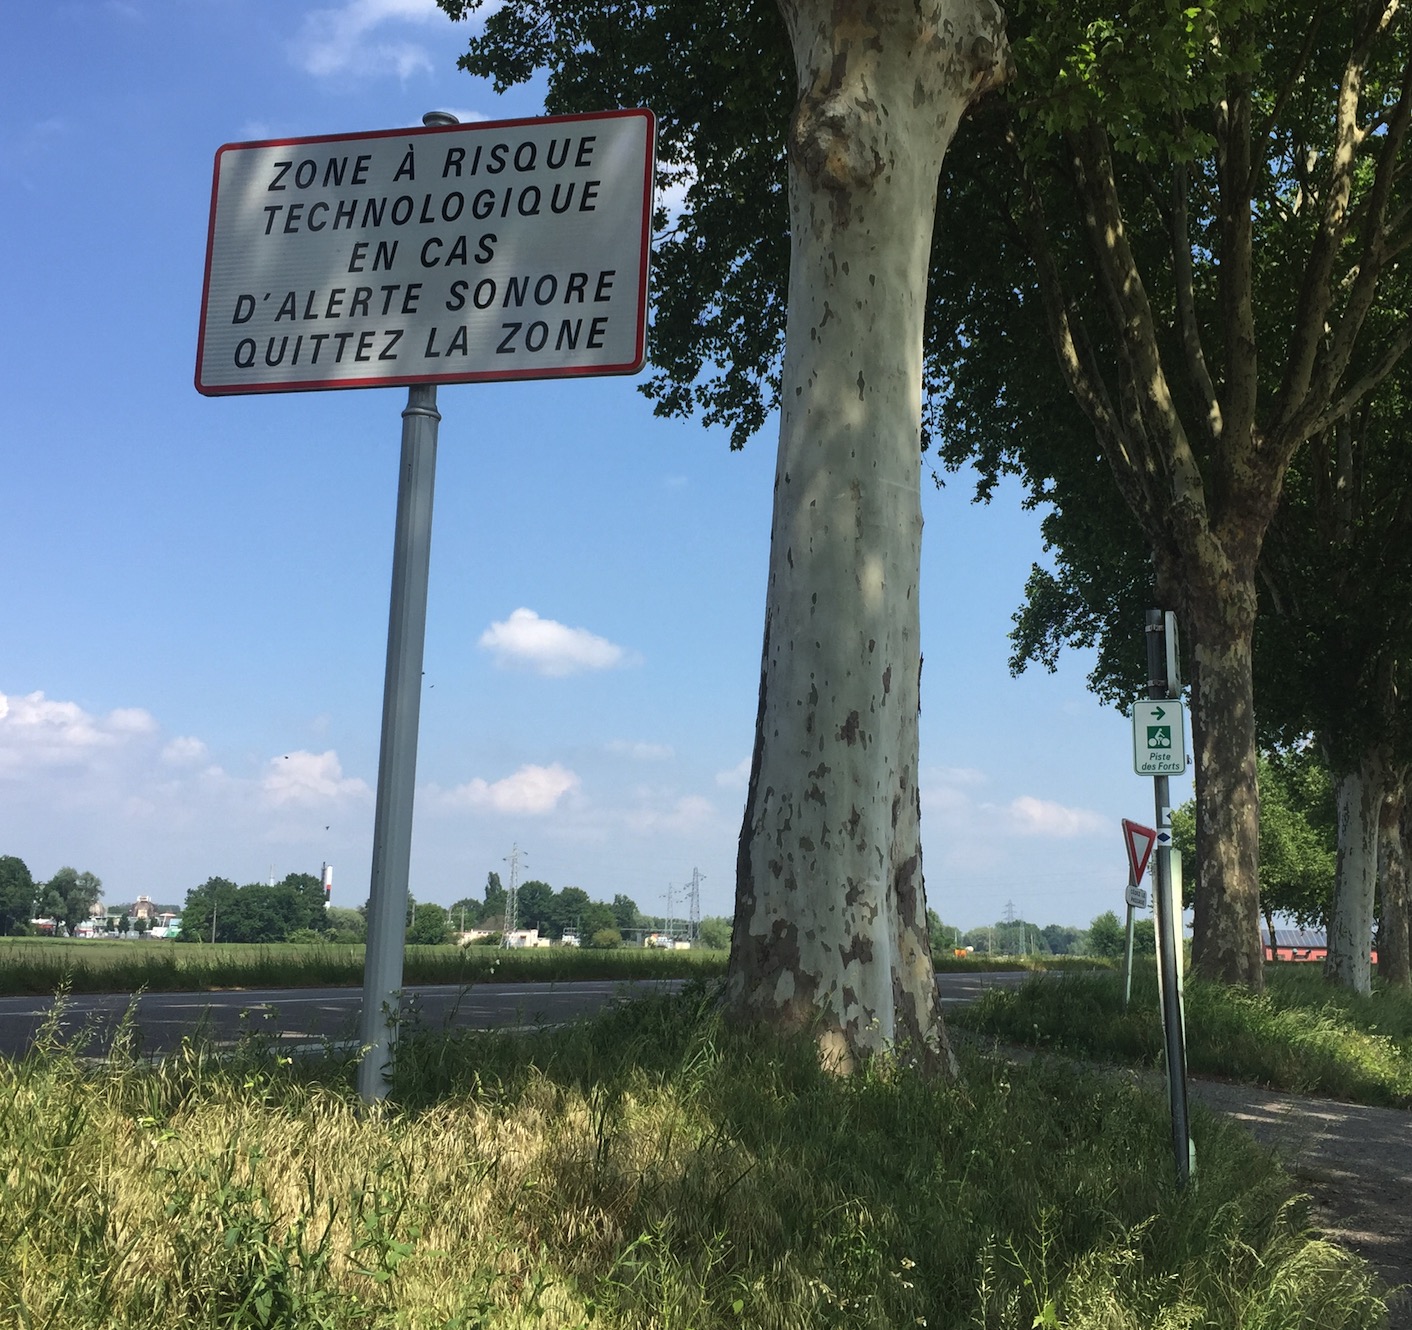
[{"xmin": 1121, "ymin": 818, "xmax": 1157, "ymax": 885}]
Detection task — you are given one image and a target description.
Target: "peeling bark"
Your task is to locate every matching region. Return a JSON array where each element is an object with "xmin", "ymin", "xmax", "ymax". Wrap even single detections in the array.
[
  {"xmin": 1377, "ymin": 775, "xmax": 1410, "ymax": 990},
  {"xmin": 728, "ymin": 0, "xmax": 1006, "ymax": 1074},
  {"xmin": 1184, "ymin": 565, "xmax": 1265, "ymax": 989},
  {"xmin": 1325, "ymin": 747, "xmax": 1390, "ymax": 996}
]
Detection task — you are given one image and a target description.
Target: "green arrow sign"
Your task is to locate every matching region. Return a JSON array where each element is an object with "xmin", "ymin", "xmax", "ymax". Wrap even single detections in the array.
[{"xmin": 1132, "ymin": 700, "xmax": 1186, "ymax": 775}]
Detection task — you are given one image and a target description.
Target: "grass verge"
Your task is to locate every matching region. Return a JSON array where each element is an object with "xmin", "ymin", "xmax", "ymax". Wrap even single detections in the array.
[
  {"xmin": 953, "ymin": 963, "xmax": 1412, "ymax": 1107},
  {"xmin": 0, "ymin": 938, "xmax": 726, "ymax": 996},
  {"xmin": 0, "ymin": 984, "xmax": 1387, "ymax": 1328},
  {"xmin": 0, "ymin": 938, "xmax": 1079, "ymax": 999}
]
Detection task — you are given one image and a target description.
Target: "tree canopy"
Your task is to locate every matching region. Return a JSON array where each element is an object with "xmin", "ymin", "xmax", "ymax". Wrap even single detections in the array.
[
  {"xmin": 441, "ymin": 0, "xmax": 1412, "ymax": 995},
  {"xmin": 0, "ymin": 856, "xmax": 35, "ymax": 936}
]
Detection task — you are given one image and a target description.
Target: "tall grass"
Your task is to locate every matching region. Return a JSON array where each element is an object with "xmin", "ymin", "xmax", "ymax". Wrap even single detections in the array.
[
  {"xmin": 0, "ymin": 938, "xmax": 725, "ymax": 996},
  {"xmin": 0, "ymin": 986, "xmax": 1386, "ymax": 1328},
  {"xmin": 954, "ymin": 964, "xmax": 1412, "ymax": 1107}
]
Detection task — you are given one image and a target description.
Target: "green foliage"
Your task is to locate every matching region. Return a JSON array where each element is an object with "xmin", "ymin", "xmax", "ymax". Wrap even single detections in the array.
[
  {"xmin": 441, "ymin": 0, "xmax": 794, "ymax": 447},
  {"xmin": 42, "ymin": 867, "xmax": 102, "ymax": 937},
  {"xmin": 322, "ymin": 906, "xmax": 365, "ymax": 943},
  {"xmin": 585, "ymin": 927, "xmax": 623, "ymax": 950},
  {"xmin": 405, "ymin": 901, "xmax": 449, "ymax": 946},
  {"xmin": 955, "ymin": 966, "xmax": 1412, "ymax": 1107},
  {"xmin": 511, "ymin": 878, "xmax": 554, "ymax": 931},
  {"xmin": 611, "ymin": 892, "xmax": 643, "ymax": 932},
  {"xmin": 1042, "ymin": 923, "xmax": 1085, "ymax": 955},
  {"xmin": 695, "ymin": 915, "xmax": 732, "ymax": 951},
  {"xmin": 179, "ymin": 875, "xmax": 334, "ymax": 945},
  {"xmin": 1087, "ymin": 910, "xmax": 1127, "ymax": 958},
  {"xmin": 1174, "ymin": 749, "xmax": 1337, "ymax": 926},
  {"xmin": 1256, "ymin": 288, "xmax": 1412, "ymax": 774},
  {"xmin": 0, "ymin": 855, "xmax": 36, "ymax": 936}
]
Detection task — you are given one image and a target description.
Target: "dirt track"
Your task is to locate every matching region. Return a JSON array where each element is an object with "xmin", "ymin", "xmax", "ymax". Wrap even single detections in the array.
[{"xmin": 1187, "ymin": 1078, "xmax": 1411, "ymax": 1328}]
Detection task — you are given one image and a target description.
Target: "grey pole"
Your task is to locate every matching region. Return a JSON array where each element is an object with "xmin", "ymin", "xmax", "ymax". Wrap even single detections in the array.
[
  {"xmin": 357, "ymin": 109, "xmax": 457, "ymax": 1105},
  {"xmin": 1146, "ymin": 609, "xmax": 1192, "ymax": 1187},
  {"xmin": 1121, "ymin": 897, "xmax": 1136, "ymax": 1012}
]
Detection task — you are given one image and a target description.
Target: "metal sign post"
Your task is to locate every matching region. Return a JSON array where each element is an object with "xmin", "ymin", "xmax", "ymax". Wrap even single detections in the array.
[
  {"xmin": 1140, "ymin": 609, "xmax": 1194, "ymax": 1188},
  {"xmin": 197, "ymin": 105, "xmax": 657, "ymax": 1104},
  {"xmin": 355, "ymin": 369, "xmax": 443, "ymax": 1103},
  {"xmin": 1120, "ymin": 819, "xmax": 1155, "ymax": 1011}
]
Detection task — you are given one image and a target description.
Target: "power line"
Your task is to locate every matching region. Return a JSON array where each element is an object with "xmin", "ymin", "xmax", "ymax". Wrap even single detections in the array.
[
  {"xmin": 503, "ymin": 843, "xmax": 525, "ymax": 943},
  {"xmin": 687, "ymin": 867, "xmax": 704, "ymax": 941}
]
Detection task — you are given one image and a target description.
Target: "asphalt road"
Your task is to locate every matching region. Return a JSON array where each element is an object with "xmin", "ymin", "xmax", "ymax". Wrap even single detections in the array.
[{"xmin": 0, "ymin": 969, "xmax": 1034, "ymax": 1060}]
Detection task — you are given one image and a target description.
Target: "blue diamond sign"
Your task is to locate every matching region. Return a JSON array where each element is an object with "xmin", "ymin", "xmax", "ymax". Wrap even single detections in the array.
[{"xmin": 1132, "ymin": 700, "xmax": 1187, "ymax": 775}]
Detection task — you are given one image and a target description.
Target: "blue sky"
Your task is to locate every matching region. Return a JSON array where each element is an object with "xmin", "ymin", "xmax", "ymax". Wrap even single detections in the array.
[{"xmin": 0, "ymin": 0, "xmax": 1190, "ymax": 932}]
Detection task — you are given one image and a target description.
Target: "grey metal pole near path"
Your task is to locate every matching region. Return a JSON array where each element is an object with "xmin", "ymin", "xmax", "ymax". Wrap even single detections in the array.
[
  {"xmin": 1121, "ymin": 896, "xmax": 1136, "ymax": 1011},
  {"xmin": 357, "ymin": 109, "xmax": 457, "ymax": 1105},
  {"xmin": 1145, "ymin": 608, "xmax": 1193, "ymax": 1188}
]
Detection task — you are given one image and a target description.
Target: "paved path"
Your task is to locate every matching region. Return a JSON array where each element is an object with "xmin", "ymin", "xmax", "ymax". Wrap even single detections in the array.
[
  {"xmin": 1186, "ymin": 1077, "xmax": 1411, "ymax": 1327},
  {"xmin": 966, "ymin": 1033, "xmax": 1412, "ymax": 1326}
]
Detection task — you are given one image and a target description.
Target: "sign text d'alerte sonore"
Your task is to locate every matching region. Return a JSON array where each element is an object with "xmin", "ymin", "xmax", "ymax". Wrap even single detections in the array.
[{"xmin": 196, "ymin": 110, "xmax": 655, "ymax": 395}]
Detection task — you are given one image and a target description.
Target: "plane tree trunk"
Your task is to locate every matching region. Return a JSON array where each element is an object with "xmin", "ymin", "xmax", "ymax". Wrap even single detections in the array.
[
  {"xmin": 1378, "ymin": 774, "xmax": 1411, "ymax": 989},
  {"xmin": 728, "ymin": 0, "xmax": 1006, "ymax": 1075},
  {"xmin": 1325, "ymin": 746, "xmax": 1392, "ymax": 995}
]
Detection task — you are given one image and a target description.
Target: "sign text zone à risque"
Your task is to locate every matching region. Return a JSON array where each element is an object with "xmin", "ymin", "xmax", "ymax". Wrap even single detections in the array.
[{"xmin": 196, "ymin": 110, "xmax": 654, "ymax": 395}]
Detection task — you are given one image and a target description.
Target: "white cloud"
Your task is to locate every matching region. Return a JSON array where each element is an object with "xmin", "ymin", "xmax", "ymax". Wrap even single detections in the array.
[
  {"xmin": 608, "ymin": 739, "xmax": 674, "ymax": 761},
  {"xmin": 261, "ymin": 750, "xmax": 372, "ymax": 808},
  {"xmin": 107, "ymin": 708, "xmax": 158, "ymax": 736},
  {"xmin": 162, "ymin": 736, "xmax": 209, "ymax": 766},
  {"xmin": 1007, "ymin": 796, "xmax": 1105, "ymax": 838},
  {"xmin": 479, "ymin": 608, "xmax": 635, "ymax": 677},
  {"xmin": 622, "ymin": 793, "xmax": 716, "ymax": 836},
  {"xmin": 436, "ymin": 763, "xmax": 580, "ymax": 815},
  {"xmin": 290, "ymin": 0, "xmax": 446, "ymax": 80},
  {"xmin": 715, "ymin": 756, "xmax": 751, "ymax": 789},
  {"xmin": 0, "ymin": 690, "xmax": 157, "ymax": 773}
]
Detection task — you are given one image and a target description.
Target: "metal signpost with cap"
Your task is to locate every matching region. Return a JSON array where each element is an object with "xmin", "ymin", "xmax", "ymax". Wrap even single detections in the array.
[
  {"xmin": 197, "ymin": 107, "xmax": 656, "ymax": 1102},
  {"xmin": 1134, "ymin": 609, "xmax": 1194, "ymax": 1187},
  {"xmin": 1119, "ymin": 817, "xmax": 1155, "ymax": 1011}
]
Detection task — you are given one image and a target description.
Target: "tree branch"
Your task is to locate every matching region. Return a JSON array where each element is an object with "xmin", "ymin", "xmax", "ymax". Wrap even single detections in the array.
[
  {"xmin": 1273, "ymin": 0, "xmax": 1402, "ymax": 437},
  {"xmin": 1068, "ymin": 125, "xmax": 1208, "ymax": 540},
  {"xmin": 1310, "ymin": 316, "xmax": 1412, "ymax": 436},
  {"xmin": 1171, "ymin": 159, "xmax": 1223, "ymax": 450},
  {"xmin": 1250, "ymin": 2, "xmax": 1328, "ymax": 188}
]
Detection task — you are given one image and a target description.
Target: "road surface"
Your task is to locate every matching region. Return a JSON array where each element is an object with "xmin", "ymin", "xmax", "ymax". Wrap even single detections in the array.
[{"xmin": 0, "ymin": 969, "xmax": 1033, "ymax": 1060}]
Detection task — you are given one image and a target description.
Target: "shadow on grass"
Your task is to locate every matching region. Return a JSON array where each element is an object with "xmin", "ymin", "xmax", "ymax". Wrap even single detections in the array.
[
  {"xmin": 1, "ymin": 982, "xmax": 1388, "ymax": 1329},
  {"xmin": 371, "ymin": 981, "xmax": 1386, "ymax": 1329}
]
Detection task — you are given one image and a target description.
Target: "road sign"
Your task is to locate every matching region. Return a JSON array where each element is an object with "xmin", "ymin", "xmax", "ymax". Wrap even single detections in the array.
[
  {"xmin": 1121, "ymin": 818, "xmax": 1157, "ymax": 884},
  {"xmin": 1132, "ymin": 699, "xmax": 1187, "ymax": 775},
  {"xmin": 197, "ymin": 109, "xmax": 655, "ymax": 395},
  {"xmin": 1125, "ymin": 883, "xmax": 1149, "ymax": 909}
]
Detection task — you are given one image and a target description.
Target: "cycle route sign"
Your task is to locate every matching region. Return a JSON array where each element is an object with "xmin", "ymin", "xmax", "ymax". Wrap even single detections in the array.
[{"xmin": 1132, "ymin": 699, "xmax": 1187, "ymax": 776}]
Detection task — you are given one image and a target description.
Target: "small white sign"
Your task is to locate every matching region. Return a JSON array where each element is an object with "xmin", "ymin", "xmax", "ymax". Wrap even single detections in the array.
[
  {"xmin": 197, "ymin": 110, "xmax": 655, "ymax": 395},
  {"xmin": 1132, "ymin": 699, "xmax": 1187, "ymax": 775},
  {"xmin": 1125, "ymin": 884, "xmax": 1149, "ymax": 909}
]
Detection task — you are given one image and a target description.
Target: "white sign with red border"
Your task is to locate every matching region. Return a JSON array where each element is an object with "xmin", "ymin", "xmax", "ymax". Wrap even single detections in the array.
[
  {"xmin": 1122, "ymin": 818, "xmax": 1157, "ymax": 886},
  {"xmin": 197, "ymin": 110, "xmax": 655, "ymax": 395}
]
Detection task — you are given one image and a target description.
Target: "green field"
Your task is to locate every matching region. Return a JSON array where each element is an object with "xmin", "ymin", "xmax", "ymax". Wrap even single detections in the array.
[
  {"xmin": 0, "ymin": 937, "xmax": 727, "ymax": 996},
  {"xmin": 0, "ymin": 936, "xmax": 1075, "ymax": 998}
]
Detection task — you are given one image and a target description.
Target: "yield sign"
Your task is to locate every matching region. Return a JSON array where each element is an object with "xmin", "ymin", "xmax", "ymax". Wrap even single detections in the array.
[{"xmin": 1122, "ymin": 818, "xmax": 1157, "ymax": 885}]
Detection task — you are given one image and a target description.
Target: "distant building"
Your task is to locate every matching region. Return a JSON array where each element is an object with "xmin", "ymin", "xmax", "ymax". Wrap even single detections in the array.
[
  {"xmin": 1261, "ymin": 926, "xmax": 1379, "ymax": 965},
  {"xmin": 503, "ymin": 928, "xmax": 551, "ymax": 949}
]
